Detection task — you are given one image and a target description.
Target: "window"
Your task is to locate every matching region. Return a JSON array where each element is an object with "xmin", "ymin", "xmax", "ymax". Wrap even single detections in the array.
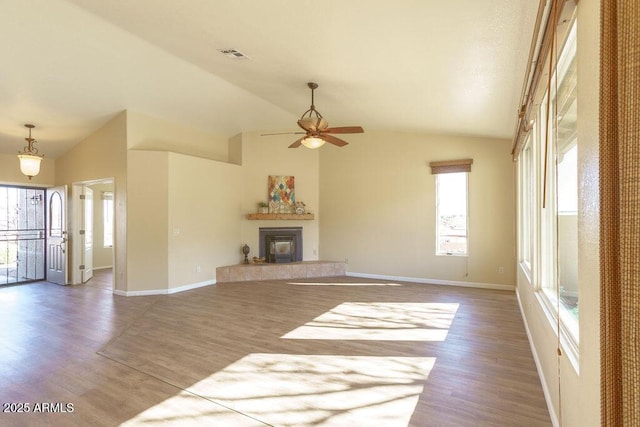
[
  {"xmin": 102, "ymin": 192, "xmax": 113, "ymax": 247},
  {"xmin": 539, "ymin": 20, "xmax": 579, "ymax": 343},
  {"xmin": 517, "ymin": 18, "xmax": 578, "ymax": 351},
  {"xmin": 512, "ymin": 3, "xmax": 579, "ymax": 366},
  {"xmin": 435, "ymin": 172, "xmax": 468, "ymax": 256},
  {"xmin": 518, "ymin": 134, "xmax": 534, "ymax": 274}
]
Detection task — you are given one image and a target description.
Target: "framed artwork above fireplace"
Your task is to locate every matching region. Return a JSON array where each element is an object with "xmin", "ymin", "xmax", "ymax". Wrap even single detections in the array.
[{"xmin": 268, "ymin": 175, "xmax": 295, "ymax": 213}]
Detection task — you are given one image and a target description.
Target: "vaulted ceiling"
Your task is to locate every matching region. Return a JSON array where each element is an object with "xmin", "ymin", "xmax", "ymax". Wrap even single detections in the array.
[{"xmin": 0, "ymin": 0, "xmax": 537, "ymax": 158}]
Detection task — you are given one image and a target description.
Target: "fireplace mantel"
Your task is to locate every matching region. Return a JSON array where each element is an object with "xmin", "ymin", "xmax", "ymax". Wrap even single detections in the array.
[{"xmin": 246, "ymin": 213, "xmax": 314, "ymax": 220}]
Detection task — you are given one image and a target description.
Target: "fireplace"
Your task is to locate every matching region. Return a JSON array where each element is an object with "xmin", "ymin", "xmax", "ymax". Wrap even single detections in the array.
[{"xmin": 259, "ymin": 227, "xmax": 302, "ymax": 263}]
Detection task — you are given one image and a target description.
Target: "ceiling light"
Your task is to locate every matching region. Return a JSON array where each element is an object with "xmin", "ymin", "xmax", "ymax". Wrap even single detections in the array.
[
  {"xmin": 17, "ymin": 124, "xmax": 43, "ymax": 180},
  {"xmin": 301, "ymin": 136, "xmax": 325, "ymax": 149}
]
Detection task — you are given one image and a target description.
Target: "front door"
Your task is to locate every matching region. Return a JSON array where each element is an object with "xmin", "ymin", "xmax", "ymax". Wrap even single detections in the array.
[{"xmin": 46, "ymin": 186, "xmax": 67, "ymax": 285}]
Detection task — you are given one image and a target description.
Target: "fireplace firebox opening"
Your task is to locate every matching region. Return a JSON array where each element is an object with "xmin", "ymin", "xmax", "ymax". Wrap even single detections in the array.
[{"xmin": 259, "ymin": 227, "xmax": 302, "ymax": 263}]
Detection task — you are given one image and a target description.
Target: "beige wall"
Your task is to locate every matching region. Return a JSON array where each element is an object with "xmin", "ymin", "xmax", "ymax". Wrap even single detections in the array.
[
  {"xmin": 516, "ymin": 0, "xmax": 600, "ymax": 425},
  {"xmin": 0, "ymin": 153, "xmax": 55, "ymax": 186},
  {"xmin": 127, "ymin": 150, "xmax": 169, "ymax": 291},
  {"xmin": 320, "ymin": 131, "xmax": 515, "ymax": 287},
  {"xmin": 55, "ymin": 111, "xmax": 127, "ymax": 291},
  {"xmin": 89, "ymin": 182, "xmax": 114, "ymax": 269},
  {"xmin": 126, "ymin": 150, "xmax": 243, "ymax": 292},
  {"xmin": 238, "ymin": 132, "xmax": 320, "ymax": 263},
  {"xmin": 228, "ymin": 133, "xmax": 242, "ymax": 166},
  {"xmin": 124, "ymin": 112, "xmax": 243, "ymax": 292},
  {"xmin": 168, "ymin": 153, "xmax": 242, "ymax": 288},
  {"xmin": 127, "ymin": 110, "xmax": 229, "ymax": 162}
]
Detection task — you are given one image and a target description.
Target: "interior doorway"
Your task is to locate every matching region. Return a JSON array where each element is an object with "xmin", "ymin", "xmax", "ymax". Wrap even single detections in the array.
[{"xmin": 71, "ymin": 179, "xmax": 114, "ymax": 290}]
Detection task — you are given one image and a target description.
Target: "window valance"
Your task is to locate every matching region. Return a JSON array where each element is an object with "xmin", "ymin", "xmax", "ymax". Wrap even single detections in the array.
[{"xmin": 429, "ymin": 159, "xmax": 473, "ymax": 175}]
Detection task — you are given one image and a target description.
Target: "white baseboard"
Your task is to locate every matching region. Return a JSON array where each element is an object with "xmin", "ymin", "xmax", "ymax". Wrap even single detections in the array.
[
  {"xmin": 516, "ymin": 288, "xmax": 560, "ymax": 427},
  {"xmin": 346, "ymin": 271, "xmax": 515, "ymax": 291},
  {"xmin": 113, "ymin": 279, "xmax": 216, "ymax": 297},
  {"xmin": 113, "ymin": 273, "xmax": 512, "ymax": 296}
]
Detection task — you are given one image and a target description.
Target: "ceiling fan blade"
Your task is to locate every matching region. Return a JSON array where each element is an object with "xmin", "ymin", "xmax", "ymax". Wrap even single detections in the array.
[
  {"xmin": 321, "ymin": 134, "xmax": 349, "ymax": 147},
  {"xmin": 261, "ymin": 131, "xmax": 305, "ymax": 136},
  {"xmin": 324, "ymin": 126, "xmax": 364, "ymax": 134},
  {"xmin": 289, "ymin": 137, "xmax": 305, "ymax": 148}
]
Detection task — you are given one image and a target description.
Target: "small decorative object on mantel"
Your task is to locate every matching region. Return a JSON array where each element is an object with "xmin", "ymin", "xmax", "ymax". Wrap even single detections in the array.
[
  {"xmin": 252, "ymin": 256, "xmax": 266, "ymax": 264},
  {"xmin": 257, "ymin": 202, "xmax": 269, "ymax": 214},
  {"xmin": 268, "ymin": 175, "xmax": 295, "ymax": 213},
  {"xmin": 294, "ymin": 201, "xmax": 306, "ymax": 215},
  {"xmin": 242, "ymin": 244, "xmax": 250, "ymax": 264}
]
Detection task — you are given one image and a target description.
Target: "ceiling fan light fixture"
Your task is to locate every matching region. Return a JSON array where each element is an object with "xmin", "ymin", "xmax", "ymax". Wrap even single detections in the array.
[
  {"xmin": 301, "ymin": 136, "xmax": 325, "ymax": 149},
  {"xmin": 262, "ymin": 82, "xmax": 363, "ymax": 149},
  {"xmin": 298, "ymin": 116, "xmax": 328, "ymax": 131}
]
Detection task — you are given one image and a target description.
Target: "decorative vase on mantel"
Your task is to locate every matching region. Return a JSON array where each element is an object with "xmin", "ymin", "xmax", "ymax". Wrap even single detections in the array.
[{"xmin": 257, "ymin": 202, "xmax": 269, "ymax": 214}]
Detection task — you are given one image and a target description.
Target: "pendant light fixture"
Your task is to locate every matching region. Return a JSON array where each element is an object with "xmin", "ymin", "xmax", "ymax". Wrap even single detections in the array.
[{"xmin": 18, "ymin": 124, "xmax": 43, "ymax": 180}]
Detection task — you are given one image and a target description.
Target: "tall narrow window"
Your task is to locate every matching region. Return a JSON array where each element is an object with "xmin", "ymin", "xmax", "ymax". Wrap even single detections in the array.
[
  {"xmin": 535, "ymin": 19, "xmax": 579, "ymax": 345},
  {"xmin": 102, "ymin": 192, "xmax": 113, "ymax": 248},
  {"xmin": 518, "ymin": 134, "xmax": 534, "ymax": 275},
  {"xmin": 511, "ymin": 4, "xmax": 579, "ymax": 364},
  {"xmin": 430, "ymin": 159, "xmax": 472, "ymax": 256}
]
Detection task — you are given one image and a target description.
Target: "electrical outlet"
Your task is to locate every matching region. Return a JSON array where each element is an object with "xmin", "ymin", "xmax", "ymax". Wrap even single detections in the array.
[
  {"xmin": 498, "ymin": 266, "xmax": 504, "ymax": 274},
  {"xmin": 196, "ymin": 265, "xmax": 201, "ymax": 273},
  {"xmin": 345, "ymin": 257, "xmax": 349, "ymax": 264}
]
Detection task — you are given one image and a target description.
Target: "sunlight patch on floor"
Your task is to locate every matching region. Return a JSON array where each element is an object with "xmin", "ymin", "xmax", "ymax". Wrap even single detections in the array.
[
  {"xmin": 121, "ymin": 389, "xmax": 263, "ymax": 426},
  {"xmin": 287, "ymin": 281, "xmax": 402, "ymax": 286},
  {"xmin": 187, "ymin": 353, "xmax": 436, "ymax": 426},
  {"xmin": 0, "ymin": 289, "xmax": 19, "ymax": 301},
  {"xmin": 282, "ymin": 302, "xmax": 459, "ymax": 341}
]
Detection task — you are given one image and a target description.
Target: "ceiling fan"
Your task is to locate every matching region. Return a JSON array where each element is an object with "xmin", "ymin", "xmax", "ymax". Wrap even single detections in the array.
[{"xmin": 262, "ymin": 82, "xmax": 364, "ymax": 148}]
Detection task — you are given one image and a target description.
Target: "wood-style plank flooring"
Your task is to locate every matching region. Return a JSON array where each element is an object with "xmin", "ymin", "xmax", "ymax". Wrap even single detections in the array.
[{"xmin": 0, "ymin": 273, "xmax": 551, "ymax": 426}]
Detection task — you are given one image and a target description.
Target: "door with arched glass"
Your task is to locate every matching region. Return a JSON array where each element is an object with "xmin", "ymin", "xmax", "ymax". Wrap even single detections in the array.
[{"xmin": 46, "ymin": 186, "xmax": 67, "ymax": 285}]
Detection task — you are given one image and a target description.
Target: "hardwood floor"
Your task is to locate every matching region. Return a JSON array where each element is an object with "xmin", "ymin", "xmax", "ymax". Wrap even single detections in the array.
[
  {"xmin": 84, "ymin": 268, "xmax": 113, "ymax": 291},
  {"xmin": 0, "ymin": 276, "xmax": 551, "ymax": 426}
]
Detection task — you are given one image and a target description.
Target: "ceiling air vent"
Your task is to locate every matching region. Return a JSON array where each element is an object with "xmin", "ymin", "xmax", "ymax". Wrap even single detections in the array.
[{"xmin": 217, "ymin": 49, "xmax": 249, "ymax": 60}]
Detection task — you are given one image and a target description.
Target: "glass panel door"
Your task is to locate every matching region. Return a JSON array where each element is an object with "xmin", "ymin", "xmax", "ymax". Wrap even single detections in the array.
[{"xmin": 0, "ymin": 186, "xmax": 45, "ymax": 285}]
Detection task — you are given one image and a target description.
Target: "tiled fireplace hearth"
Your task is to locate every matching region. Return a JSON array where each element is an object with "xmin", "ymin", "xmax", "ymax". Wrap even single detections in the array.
[
  {"xmin": 216, "ymin": 261, "xmax": 346, "ymax": 283},
  {"xmin": 216, "ymin": 226, "xmax": 345, "ymax": 283}
]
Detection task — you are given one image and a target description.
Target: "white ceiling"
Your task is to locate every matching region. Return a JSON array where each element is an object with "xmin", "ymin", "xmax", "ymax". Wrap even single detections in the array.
[{"xmin": 0, "ymin": 0, "xmax": 537, "ymax": 158}]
